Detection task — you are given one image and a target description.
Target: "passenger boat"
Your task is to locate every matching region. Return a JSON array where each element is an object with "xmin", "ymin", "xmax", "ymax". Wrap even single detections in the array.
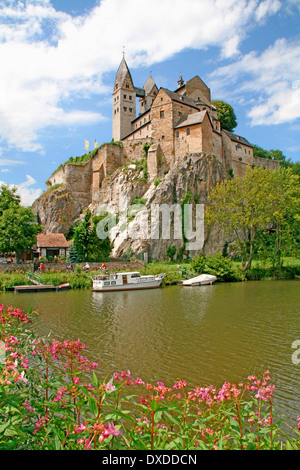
[
  {"xmin": 180, "ymin": 274, "xmax": 217, "ymax": 286},
  {"xmin": 92, "ymin": 271, "xmax": 165, "ymax": 292}
]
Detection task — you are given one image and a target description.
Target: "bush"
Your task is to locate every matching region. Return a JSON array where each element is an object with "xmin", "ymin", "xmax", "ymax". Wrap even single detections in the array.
[
  {"xmin": 191, "ymin": 252, "xmax": 241, "ymax": 281},
  {"xmin": 191, "ymin": 254, "xmax": 206, "ymax": 274},
  {"xmin": 204, "ymin": 253, "xmax": 241, "ymax": 281}
]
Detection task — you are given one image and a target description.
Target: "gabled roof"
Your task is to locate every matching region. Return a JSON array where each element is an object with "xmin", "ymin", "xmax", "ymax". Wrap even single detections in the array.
[
  {"xmin": 223, "ymin": 129, "xmax": 253, "ymax": 148},
  {"xmin": 160, "ymin": 88, "xmax": 200, "ymax": 110},
  {"xmin": 37, "ymin": 233, "xmax": 69, "ymax": 248},
  {"xmin": 175, "ymin": 110, "xmax": 211, "ymax": 129}
]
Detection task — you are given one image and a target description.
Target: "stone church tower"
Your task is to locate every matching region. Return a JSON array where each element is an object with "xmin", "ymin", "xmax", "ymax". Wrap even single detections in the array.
[{"xmin": 112, "ymin": 56, "xmax": 136, "ymax": 141}]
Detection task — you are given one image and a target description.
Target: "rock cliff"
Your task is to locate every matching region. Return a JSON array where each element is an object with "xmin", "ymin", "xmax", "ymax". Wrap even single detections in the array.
[
  {"xmin": 32, "ymin": 185, "xmax": 84, "ymax": 235},
  {"xmin": 33, "ymin": 152, "xmax": 228, "ymax": 260}
]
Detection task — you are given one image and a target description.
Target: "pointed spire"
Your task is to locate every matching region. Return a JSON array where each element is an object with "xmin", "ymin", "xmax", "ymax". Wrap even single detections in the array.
[
  {"xmin": 177, "ymin": 73, "xmax": 184, "ymax": 88},
  {"xmin": 114, "ymin": 54, "xmax": 134, "ymax": 90},
  {"xmin": 143, "ymin": 74, "xmax": 156, "ymax": 95}
]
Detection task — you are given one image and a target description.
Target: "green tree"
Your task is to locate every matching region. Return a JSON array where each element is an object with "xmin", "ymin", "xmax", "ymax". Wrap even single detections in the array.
[
  {"xmin": 67, "ymin": 243, "xmax": 79, "ymax": 263},
  {"xmin": 211, "ymin": 100, "xmax": 237, "ymax": 132},
  {"xmin": 73, "ymin": 210, "xmax": 112, "ymax": 262},
  {"xmin": 166, "ymin": 245, "xmax": 177, "ymax": 262},
  {"xmin": 0, "ymin": 184, "xmax": 42, "ymax": 254},
  {"xmin": 205, "ymin": 167, "xmax": 300, "ymax": 271}
]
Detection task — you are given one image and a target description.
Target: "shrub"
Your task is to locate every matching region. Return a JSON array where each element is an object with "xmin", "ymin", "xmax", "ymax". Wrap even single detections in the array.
[
  {"xmin": 191, "ymin": 252, "xmax": 241, "ymax": 281},
  {"xmin": 204, "ymin": 252, "xmax": 241, "ymax": 281},
  {"xmin": 191, "ymin": 254, "xmax": 206, "ymax": 274}
]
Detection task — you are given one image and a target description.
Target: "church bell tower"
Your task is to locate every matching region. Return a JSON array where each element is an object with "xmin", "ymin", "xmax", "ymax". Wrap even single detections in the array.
[{"xmin": 112, "ymin": 55, "xmax": 136, "ymax": 141}]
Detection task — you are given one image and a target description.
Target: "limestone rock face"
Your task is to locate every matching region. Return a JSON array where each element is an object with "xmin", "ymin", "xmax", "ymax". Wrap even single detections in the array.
[
  {"xmin": 32, "ymin": 153, "xmax": 228, "ymax": 260},
  {"xmin": 94, "ymin": 153, "xmax": 228, "ymax": 260},
  {"xmin": 32, "ymin": 186, "xmax": 83, "ymax": 235}
]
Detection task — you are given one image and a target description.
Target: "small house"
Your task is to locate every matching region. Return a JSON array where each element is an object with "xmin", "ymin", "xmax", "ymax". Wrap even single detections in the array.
[{"xmin": 36, "ymin": 233, "xmax": 69, "ymax": 259}]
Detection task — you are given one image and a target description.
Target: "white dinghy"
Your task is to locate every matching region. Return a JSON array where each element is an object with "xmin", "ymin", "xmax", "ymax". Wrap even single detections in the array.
[{"xmin": 181, "ymin": 274, "xmax": 217, "ymax": 286}]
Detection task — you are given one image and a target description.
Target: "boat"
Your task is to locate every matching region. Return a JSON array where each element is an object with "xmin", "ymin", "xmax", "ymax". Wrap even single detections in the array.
[
  {"xmin": 92, "ymin": 271, "xmax": 165, "ymax": 292},
  {"xmin": 180, "ymin": 274, "xmax": 217, "ymax": 286}
]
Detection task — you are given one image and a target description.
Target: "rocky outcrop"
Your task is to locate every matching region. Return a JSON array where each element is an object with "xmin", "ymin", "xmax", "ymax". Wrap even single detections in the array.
[
  {"xmin": 32, "ymin": 185, "xmax": 83, "ymax": 234},
  {"xmin": 33, "ymin": 152, "xmax": 229, "ymax": 260},
  {"xmin": 92, "ymin": 153, "xmax": 228, "ymax": 260}
]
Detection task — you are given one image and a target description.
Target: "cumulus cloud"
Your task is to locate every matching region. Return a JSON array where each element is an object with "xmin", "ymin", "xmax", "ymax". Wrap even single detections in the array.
[
  {"xmin": 0, "ymin": 0, "xmax": 286, "ymax": 151},
  {"xmin": 210, "ymin": 38, "xmax": 300, "ymax": 125},
  {"xmin": 0, "ymin": 174, "xmax": 42, "ymax": 206}
]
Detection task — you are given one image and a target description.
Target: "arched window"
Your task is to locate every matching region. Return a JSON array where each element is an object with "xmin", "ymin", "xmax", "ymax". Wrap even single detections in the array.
[{"xmin": 160, "ymin": 108, "xmax": 164, "ymax": 118}]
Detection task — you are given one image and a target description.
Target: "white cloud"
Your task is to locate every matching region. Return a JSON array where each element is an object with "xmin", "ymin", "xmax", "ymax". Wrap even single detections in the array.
[
  {"xmin": 210, "ymin": 38, "xmax": 300, "ymax": 125},
  {"xmin": 16, "ymin": 174, "xmax": 42, "ymax": 206},
  {"xmin": 0, "ymin": 158, "xmax": 24, "ymax": 166},
  {"xmin": 0, "ymin": 174, "xmax": 43, "ymax": 207},
  {"xmin": 0, "ymin": 0, "xmax": 285, "ymax": 151}
]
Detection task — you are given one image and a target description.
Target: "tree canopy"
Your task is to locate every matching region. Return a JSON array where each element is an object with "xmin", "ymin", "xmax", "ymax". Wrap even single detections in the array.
[
  {"xmin": 0, "ymin": 184, "xmax": 42, "ymax": 255},
  {"xmin": 205, "ymin": 167, "xmax": 300, "ymax": 271},
  {"xmin": 211, "ymin": 100, "xmax": 237, "ymax": 132}
]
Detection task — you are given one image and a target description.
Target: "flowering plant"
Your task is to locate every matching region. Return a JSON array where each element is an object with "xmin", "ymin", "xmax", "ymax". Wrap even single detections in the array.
[{"xmin": 0, "ymin": 304, "xmax": 299, "ymax": 450}]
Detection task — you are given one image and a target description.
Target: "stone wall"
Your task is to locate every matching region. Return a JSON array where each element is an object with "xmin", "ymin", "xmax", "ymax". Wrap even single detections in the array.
[
  {"xmin": 151, "ymin": 90, "xmax": 175, "ymax": 167},
  {"xmin": 0, "ymin": 260, "xmax": 145, "ymax": 274},
  {"xmin": 122, "ymin": 138, "xmax": 152, "ymax": 162}
]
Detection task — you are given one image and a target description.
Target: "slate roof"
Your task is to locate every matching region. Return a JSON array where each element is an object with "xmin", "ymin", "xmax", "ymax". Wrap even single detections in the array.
[
  {"xmin": 37, "ymin": 233, "xmax": 69, "ymax": 248},
  {"xmin": 175, "ymin": 111, "xmax": 210, "ymax": 128},
  {"xmin": 115, "ymin": 56, "xmax": 133, "ymax": 88},
  {"xmin": 223, "ymin": 129, "xmax": 253, "ymax": 148},
  {"xmin": 161, "ymin": 88, "xmax": 200, "ymax": 110}
]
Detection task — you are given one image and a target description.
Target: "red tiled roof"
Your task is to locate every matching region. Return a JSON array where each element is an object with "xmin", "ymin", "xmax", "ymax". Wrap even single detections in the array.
[{"xmin": 37, "ymin": 233, "xmax": 69, "ymax": 248}]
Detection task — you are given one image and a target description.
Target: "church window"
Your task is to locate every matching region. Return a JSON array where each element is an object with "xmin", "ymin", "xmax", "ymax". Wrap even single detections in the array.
[
  {"xmin": 160, "ymin": 110, "xmax": 164, "ymax": 118},
  {"xmin": 187, "ymin": 128, "xmax": 190, "ymax": 136},
  {"xmin": 162, "ymin": 135, "xmax": 165, "ymax": 139},
  {"xmin": 176, "ymin": 130, "xmax": 179, "ymax": 137}
]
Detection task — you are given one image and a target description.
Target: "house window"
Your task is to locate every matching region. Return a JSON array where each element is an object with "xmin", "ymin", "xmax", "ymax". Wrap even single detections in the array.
[
  {"xmin": 123, "ymin": 94, "xmax": 127, "ymax": 99},
  {"xmin": 160, "ymin": 110, "xmax": 164, "ymax": 118},
  {"xmin": 176, "ymin": 130, "xmax": 179, "ymax": 137},
  {"xmin": 126, "ymin": 84, "xmax": 129, "ymax": 88},
  {"xmin": 187, "ymin": 128, "xmax": 190, "ymax": 136},
  {"xmin": 129, "ymin": 108, "xmax": 133, "ymax": 113},
  {"xmin": 123, "ymin": 107, "xmax": 127, "ymax": 112},
  {"xmin": 129, "ymin": 95, "xmax": 132, "ymax": 100},
  {"xmin": 178, "ymin": 112, "xmax": 182, "ymax": 117},
  {"xmin": 161, "ymin": 135, "xmax": 165, "ymax": 139}
]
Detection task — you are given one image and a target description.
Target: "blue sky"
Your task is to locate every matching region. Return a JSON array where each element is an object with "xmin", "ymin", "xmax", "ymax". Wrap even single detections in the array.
[{"xmin": 0, "ymin": 0, "xmax": 299, "ymax": 205}]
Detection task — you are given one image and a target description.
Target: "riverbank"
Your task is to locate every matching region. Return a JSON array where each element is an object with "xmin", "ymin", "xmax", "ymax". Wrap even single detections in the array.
[{"xmin": 0, "ymin": 258, "xmax": 299, "ymax": 291}]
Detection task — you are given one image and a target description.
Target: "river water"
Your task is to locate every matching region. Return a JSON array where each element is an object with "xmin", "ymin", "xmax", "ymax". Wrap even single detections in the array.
[{"xmin": 1, "ymin": 279, "xmax": 299, "ymax": 428}]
